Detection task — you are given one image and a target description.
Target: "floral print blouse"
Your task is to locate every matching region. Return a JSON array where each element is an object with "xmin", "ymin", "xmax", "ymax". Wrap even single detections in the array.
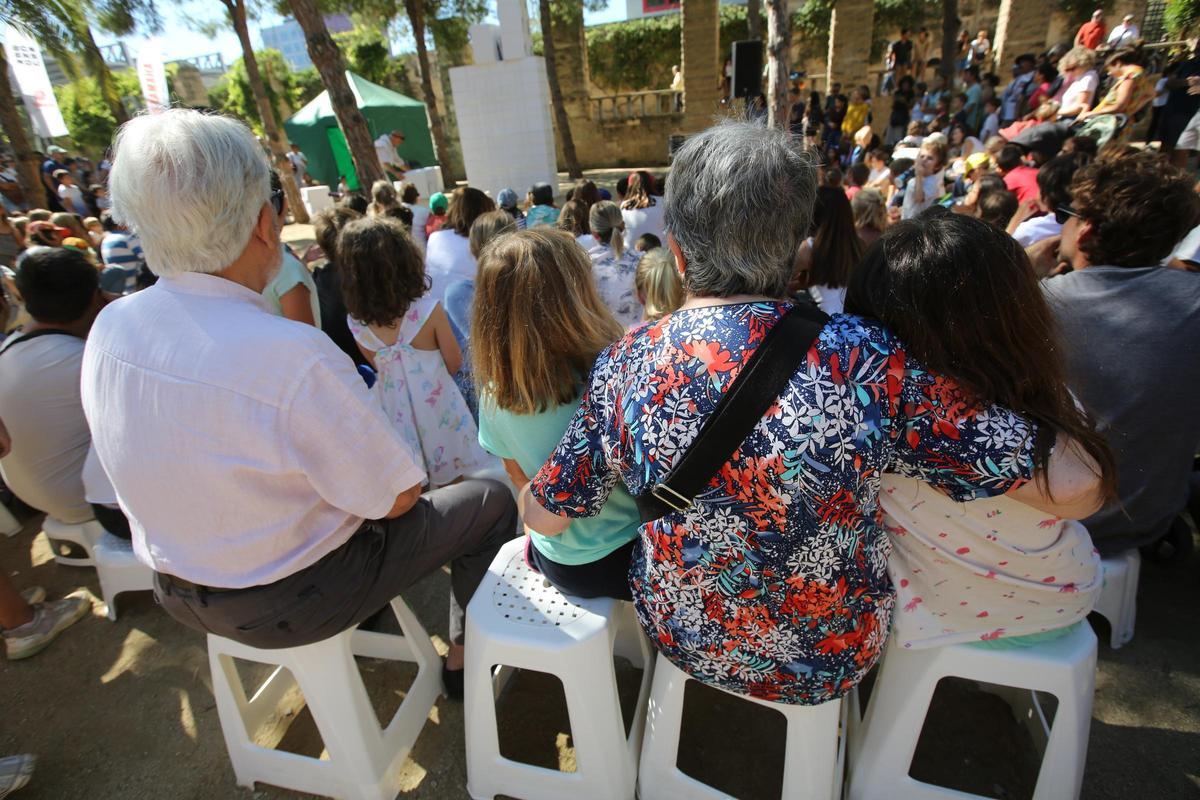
[
  {"xmin": 531, "ymin": 302, "xmax": 1038, "ymax": 705},
  {"xmin": 587, "ymin": 243, "xmax": 644, "ymax": 329}
]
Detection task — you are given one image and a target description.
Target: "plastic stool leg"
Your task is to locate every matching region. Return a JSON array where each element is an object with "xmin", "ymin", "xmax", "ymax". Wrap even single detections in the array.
[{"xmin": 780, "ymin": 697, "xmax": 843, "ymax": 800}]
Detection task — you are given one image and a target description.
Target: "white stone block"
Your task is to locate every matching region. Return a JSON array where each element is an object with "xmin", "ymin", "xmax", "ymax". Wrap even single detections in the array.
[
  {"xmin": 497, "ymin": 0, "xmax": 532, "ymax": 60},
  {"xmin": 301, "ymin": 185, "xmax": 333, "ymax": 217},
  {"xmin": 470, "ymin": 24, "xmax": 502, "ymax": 64}
]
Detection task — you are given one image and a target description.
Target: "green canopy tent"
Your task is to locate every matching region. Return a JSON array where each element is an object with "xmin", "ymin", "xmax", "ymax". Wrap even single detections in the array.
[{"xmin": 283, "ymin": 71, "xmax": 437, "ymax": 191}]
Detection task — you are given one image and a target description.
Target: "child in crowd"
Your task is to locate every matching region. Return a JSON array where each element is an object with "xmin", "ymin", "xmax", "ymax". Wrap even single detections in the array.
[
  {"xmin": 338, "ymin": 215, "xmax": 490, "ymax": 487},
  {"xmin": 424, "ymin": 192, "xmax": 448, "ymax": 239},
  {"xmin": 89, "ymin": 184, "xmax": 111, "ymax": 213},
  {"xmin": 900, "ymin": 137, "xmax": 948, "ymax": 219},
  {"xmin": 83, "ymin": 216, "xmax": 104, "ymax": 250},
  {"xmin": 634, "ymin": 246, "xmax": 683, "ymax": 322},
  {"xmin": 634, "ymin": 233, "xmax": 661, "ymax": 252},
  {"xmin": 473, "ymin": 229, "xmax": 640, "ymax": 599},
  {"xmin": 587, "ymin": 201, "xmax": 643, "ymax": 328},
  {"xmin": 525, "ymin": 182, "xmax": 559, "ymax": 228},
  {"xmin": 557, "ymin": 199, "xmax": 595, "ymax": 250},
  {"xmin": 495, "ymin": 187, "xmax": 526, "ymax": 229},
  {"xmin": 979, "ymin": 97, "xmax": 1002, "ymax": 141},
  {"xmin": 367, "ymin": 179, "xmax": 399, "ymax": 217}
]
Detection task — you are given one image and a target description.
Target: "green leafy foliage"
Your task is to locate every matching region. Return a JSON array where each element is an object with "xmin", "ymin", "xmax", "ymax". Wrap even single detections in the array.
[
  {"xmin": 207, "ymin": 49, "xmax": 325, "ymax": 134},
  {"xmin": 1166, "ymin": 0, "xmax": 1200, "ymax": 38},
  {"xmin": 53, "ymin": 69, "xmax": 140, "ymax": 153}
]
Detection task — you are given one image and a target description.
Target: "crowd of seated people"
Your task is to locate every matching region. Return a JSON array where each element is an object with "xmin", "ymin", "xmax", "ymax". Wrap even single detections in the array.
[{"xmin": 1, "ymin": 35, "xmax": 1199, "ymax": 790}]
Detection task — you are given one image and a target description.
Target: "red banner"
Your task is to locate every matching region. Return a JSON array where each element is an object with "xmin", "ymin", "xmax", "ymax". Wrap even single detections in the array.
[{"xmin": 644, "ymin": 0, "xmax": 681, "ymax": 12}]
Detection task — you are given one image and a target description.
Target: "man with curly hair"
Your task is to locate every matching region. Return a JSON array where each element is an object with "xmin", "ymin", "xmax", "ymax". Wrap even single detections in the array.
[{"xmin": 1044, "ymin": 151, "xmax": 1200, "ymax": 557}]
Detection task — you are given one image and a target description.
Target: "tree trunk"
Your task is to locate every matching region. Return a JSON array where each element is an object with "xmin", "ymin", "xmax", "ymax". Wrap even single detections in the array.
[
  {"xmin": 0, "ymin": 48, "xmax": 44, "ymax": 208},
  {"xmin": 404, "ymin": 0, "xmax": 451, "ymax": 178},
  {"xmin": 747, "ymin": 0, "xmax": 762, "ymax": 40},
  {"xmin": 940, "ymin": 0, "xmax": 960, "ymax": 88},
  {"xmin": 288, "ymin": 0, "xmax": 384, "ymax": 191},
  {"xmin": 539, "ymin": 0, "xmax": 581, "ymax": 180},
  {"xmin": 77, "ymin": 23, "xmax": 130, "ymax": 125},
  {"xmin": 765, "ymin": 0, "xmax": 790, "ymax": 129},
  {"xmin": 225, "ymin": 0, "xmax": 309, "ymax": 223}
]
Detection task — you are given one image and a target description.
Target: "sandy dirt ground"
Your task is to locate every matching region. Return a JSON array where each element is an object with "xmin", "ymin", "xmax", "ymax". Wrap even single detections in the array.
[{"xmin": 1, "ymin": 507, "xmax": 1198, "ymax": 800}]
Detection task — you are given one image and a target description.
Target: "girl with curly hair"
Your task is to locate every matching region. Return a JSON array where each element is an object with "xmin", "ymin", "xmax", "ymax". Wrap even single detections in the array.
[{"xmin": 338, "ymin": 215, "xmax": 491, "ymax": 487}]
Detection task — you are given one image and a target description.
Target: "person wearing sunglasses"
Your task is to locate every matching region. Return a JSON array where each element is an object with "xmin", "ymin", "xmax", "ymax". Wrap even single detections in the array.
[
  {"xmin": 1009, "ymin": 150, "xmax": 1093, "ymax": 250},
  {"xmin": 1043, "ymin": 150, "xmax": 1200, "ymax": 563},
  {"xmin": 261, "ymin": 171, "xmax": 320, "ymax": 327}
]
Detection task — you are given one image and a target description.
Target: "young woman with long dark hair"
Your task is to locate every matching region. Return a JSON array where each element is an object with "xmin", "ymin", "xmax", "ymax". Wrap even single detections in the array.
[
  {"xmin": 845, "ymin": 212, "xmax": 1117, "ymax": 649},
  {"xmin": 790, "ymin": 185, "xmax": 863, "ymax": 312}
]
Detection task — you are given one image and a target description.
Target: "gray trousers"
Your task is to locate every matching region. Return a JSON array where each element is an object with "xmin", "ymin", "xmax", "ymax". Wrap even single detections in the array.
[{"xmin": 154, "ymin": 479, "xmax": 517, "ymax": 650}]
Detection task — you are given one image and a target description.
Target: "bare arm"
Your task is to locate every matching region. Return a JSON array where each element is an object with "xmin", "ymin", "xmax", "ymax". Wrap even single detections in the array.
[
  {"xmin": 278, "ymin": 284, "xmax": 316, "ymax": 326},
  {"xmin": 518, "ymin": 482, "xmax": 571, "ymax": 537},
  {"xmin": 431, "ymin": 304, "xmax": 463, "ymax": 376},
  {"xmin": 383, "ymin": 482, "xmax": 423, "ymax": 519},
  {"xmin": 503, "ymin": 458, "xmax": 530, "ymax": 487},
  {"xmin": 1006, "ymin": 435, "xmax": 1105, "ymax": 519}
]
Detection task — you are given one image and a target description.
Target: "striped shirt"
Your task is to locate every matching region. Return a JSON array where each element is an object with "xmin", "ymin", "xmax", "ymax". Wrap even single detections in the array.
[{"xmin": 100, "ymin": 231, "xmax": 145, "ymax": 295}]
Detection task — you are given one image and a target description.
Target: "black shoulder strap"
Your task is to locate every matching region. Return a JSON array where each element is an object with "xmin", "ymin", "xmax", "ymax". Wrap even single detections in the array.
[
  {"xmin": 0, "ymin": 329, "xmax": 80, "ymax": 357},
  {"xmin": 635, "ymin": 302, "xmax": 829, "ymax": 523}
]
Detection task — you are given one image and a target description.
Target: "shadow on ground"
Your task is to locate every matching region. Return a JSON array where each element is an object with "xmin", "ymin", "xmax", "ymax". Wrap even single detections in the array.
[{"xmin": 2, "ymin": 510, "xmax": 1197, "ymax": 800}]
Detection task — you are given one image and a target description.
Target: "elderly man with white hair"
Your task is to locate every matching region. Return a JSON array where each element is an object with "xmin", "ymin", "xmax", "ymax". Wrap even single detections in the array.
[{"xmin": 80, "ymin": 109, "xmax": 515, "ymax": 696}]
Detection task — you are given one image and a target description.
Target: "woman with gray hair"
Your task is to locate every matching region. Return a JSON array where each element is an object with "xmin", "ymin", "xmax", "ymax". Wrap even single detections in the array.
[
  {"xmin": 519, "ymin": 119, "xmax": 1102, "ymax": 706},
  {"xmin": 587, "ymin": 200, "xmax": 643, "ymax": 328}
]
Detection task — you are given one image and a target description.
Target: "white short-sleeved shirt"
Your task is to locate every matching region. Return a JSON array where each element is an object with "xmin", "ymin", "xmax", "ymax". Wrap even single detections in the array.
[
  {"xmin": 1012, "ymin": 214, "xmax": 1063, "ymax": 248},
  {"xmin": 81, "ymin": 272, "xmax": 426, "ymax": 588},
  {"xmin": 620, "ymin": 201, "xmax": 667, "ymax": 252},
  {"xmin": 0, "ymin": 333, "xmax": 93, "ymax": 523},
  {"xmin": 424, "ymin": 229, "xmax": 475, "ymax": 304}
]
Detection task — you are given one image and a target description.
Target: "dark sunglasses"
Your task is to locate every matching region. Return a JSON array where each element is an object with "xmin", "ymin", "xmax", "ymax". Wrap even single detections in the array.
[
  {"xmin": 1054, "ymin": 204, "xmax": 1080, "ymax": 225},
  {"xmin": 270, "ymin": 188, "xmax": 286, "ymax": 215}
]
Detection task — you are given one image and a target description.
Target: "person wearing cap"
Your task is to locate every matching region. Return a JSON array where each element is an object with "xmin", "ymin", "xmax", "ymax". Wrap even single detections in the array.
[
  {"xmin": 373, "ymin": 130, "xmax": 408, "ymax": 181},
  {"xmin": 495, "ymin": 188, "xmax": 526, "ymax": 229},
  {"xmin": 1107, "ymin": 13, "xmax": 1140, "ymax": 48},
  {"xmin": 1075, "ymin": 9, "xmax": 1106, "ymax": 50},
  {"xmin": 24, "ymin": 221, "xmax": 69, "ymax": 249},
  {"xmin": 424, "ymin": 191, "xmax": 448, "ymax": 239}
]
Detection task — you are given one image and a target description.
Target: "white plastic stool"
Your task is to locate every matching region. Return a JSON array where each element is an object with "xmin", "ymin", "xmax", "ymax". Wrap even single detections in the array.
[
  {"xmin": 41, "ymin": 517, "xmax": 104, "ymax": 566},
  {"xmin": 93, "ymin": 533, "xmax": 154, "ymax": 621},
  {"xmin": 638, "ymin": 653, "xmax": 846, "ymax": 800},
  {"xmin": 1091, "ymin": 550, "xmax": 1140, "ymax": 649},
  {"xmin": 208, "ymin": 596, "xmax": 441, "ymax": 800},
  {"xmin": 464, "ymin": 538, "xmax": 655, "ymax": 800},
  {"xmin": 847, "ymin": 623, "xmax": 1097, "ymax": 800}
]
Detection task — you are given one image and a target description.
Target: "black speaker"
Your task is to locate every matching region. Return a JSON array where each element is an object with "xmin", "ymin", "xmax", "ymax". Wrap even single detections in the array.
[{"xmin": 731, "ymin": 40, "xmax": 764, "ymax": 100}]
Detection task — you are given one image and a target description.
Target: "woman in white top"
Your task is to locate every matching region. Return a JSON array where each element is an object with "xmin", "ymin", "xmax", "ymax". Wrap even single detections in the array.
[
  {"xmin": 400, "ymin": 183, "xmax": 430, "ymax": 249},
  {"xmin": 619, "ymin": 170, "xmax": 667, "ymax": 251},
  {"xmin": 587, "ymin": 201, "xmax": 644, "ymax": 328},
  {"xmin": 790, "ymin": 186, "xmax": 863, "ymax": 314},
  {"xmin": 1054, "ymin": 47, "xmax": 1100, "ymax": 120},
  {"xmin": 844, "ymin": 213, "xmax": 1115, "ymax": 650},
  {"xmin": 424, "ymin": 186, "xmax": 496, "ymax": 304}
]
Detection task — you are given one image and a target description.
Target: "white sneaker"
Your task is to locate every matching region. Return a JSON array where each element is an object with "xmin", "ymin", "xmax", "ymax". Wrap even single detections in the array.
[{"xmin": 3, "ymin": 595, "xmax": 90, "ymax": 660}]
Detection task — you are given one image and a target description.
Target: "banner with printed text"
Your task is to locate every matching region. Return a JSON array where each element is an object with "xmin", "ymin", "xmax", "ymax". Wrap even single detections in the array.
[
  {"xmin": 137, "ymin": 40, "xmax": 169, "ymax": 113},
  {"xmin": 3, "ymin": 27, "xmax": 69, "ymax": 138}
]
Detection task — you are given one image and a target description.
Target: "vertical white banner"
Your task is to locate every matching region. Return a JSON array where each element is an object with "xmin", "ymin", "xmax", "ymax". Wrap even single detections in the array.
[
  {"xmin": 137, "ymin": 39, "xmax": 169, "ymax": 113},
  {"xmin": 3, "ymin": 26, "xmax": 69, "ymax": 138}
]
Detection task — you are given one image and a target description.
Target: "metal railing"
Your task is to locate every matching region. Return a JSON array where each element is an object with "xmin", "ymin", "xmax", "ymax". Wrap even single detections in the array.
[{"xmin": 590, "ymin": 89, "xmax": 680, "ymax": 122}]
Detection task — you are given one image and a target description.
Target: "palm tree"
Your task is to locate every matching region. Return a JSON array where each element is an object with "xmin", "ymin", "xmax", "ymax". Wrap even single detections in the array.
[
  {"xmin": 288, "ymin": 0, "xmax": 384, "ymax": 191},
  {"xmin": 538, "ymin": 0, "xmax": 581, "ymax": 180},
  {"xmin": 0, "ymin": 0, "xmax": 74, "ymax": 207},
  {"xmin": 765, "ymin": 0, "xmax": 790, "ymax": 129},
  {"xmin": 66, "ymin": 8, "xmax": 130, "ymax": 126},
  {"xmin": 218, "ymin": 0, "xmax": 309, "ymax": 223}
]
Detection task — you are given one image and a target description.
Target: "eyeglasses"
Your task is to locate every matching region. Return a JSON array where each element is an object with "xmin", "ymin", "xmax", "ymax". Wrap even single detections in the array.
[
  {"xmin": 270, "ymin": 188, "xmax": 286, "ymax": 216},
  {"xmin": 1054, "ymin": 204, "xmax": 1080, "ymax": 225}
]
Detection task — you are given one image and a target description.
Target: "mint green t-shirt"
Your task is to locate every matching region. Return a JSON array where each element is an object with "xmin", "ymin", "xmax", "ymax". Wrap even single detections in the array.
[{"xmin": 477, "ymin": 393, "xmax": 640, "ymax": 565}]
